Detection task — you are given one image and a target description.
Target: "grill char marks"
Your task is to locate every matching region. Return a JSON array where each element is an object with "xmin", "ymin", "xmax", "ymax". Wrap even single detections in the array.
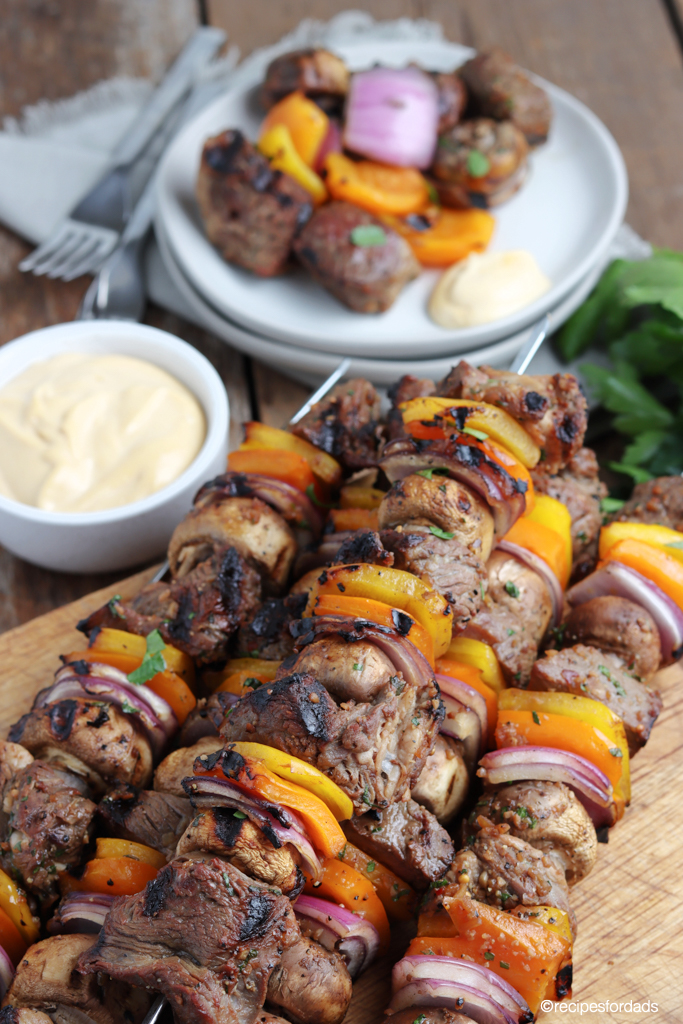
[
  {"xmin": 98, "ymin": 785, "xmax": 192, "ymax": 860},
  {"xmin": 290, "ymin": 376, "xmax": 384, "ymax": 472}
]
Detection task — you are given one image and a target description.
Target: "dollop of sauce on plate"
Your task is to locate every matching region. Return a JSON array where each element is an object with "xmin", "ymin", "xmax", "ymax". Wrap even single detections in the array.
[
  {"xmin": 0, "ymin": 352, "xmax": 206, "ymax": 512},
  {"xmin": 429, "ymin": 249, "xmax": 551, "ymax": 328}
]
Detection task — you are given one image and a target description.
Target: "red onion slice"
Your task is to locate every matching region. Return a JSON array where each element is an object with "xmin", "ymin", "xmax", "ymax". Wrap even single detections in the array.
[
  {"xmin": 567, "ymin": 561, "xmax": 683, "ymax": 664},
  {"xmin": 52, "ymin": 663, "xmax": 177, "ymax": 735},
  {"xmin": 478, "ymin": 746, "xmax": 616, "ymax": 828},
  {"xmin": 0, "ymin": 944, "xmax": 14, "ymax": 1000},
  {"xmin": 436, "ymin": 674, "xmax": 488, "ymax": 746},
  {"xmin": 435, "ymin": 681, "xmax": 482, "ymax": 769},
  {"xmin": 392, "ymin": 956, "xmax": 532, "ymax": 1024},
  {"xmin": 344, "ymin": 67, "xmax": 439, "ymax": 168},
  {"xmin": 294, "ymin": 894, "xmax": 380, "ymax": 978},
  {"xmin": 195, "ymin": 472, "xmax": 323, "ymax": 536},
  {"xmin": 380, "ymin": 436, "xmax": 526, "ymax": 537},
  {"xmin": 313, "ymin": 120, "xmax": 342, "ymax": 173},
  {"xmin": 183, "ymin": 775, "xmax": 322, "ymax": 880},
  {"xmin": 389, "ymin": 979, "xmax": 519, "ymax": 1024},
  {"xmin": 496, "ymin": 539, "xmax": 564, "ymax": 626},
  {"xmin": 48, "ymin": 893, "xmax": 115, "ymax": 935}
]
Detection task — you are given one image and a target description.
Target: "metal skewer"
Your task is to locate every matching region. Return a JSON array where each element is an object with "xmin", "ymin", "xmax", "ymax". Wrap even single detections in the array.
[{"xmin": 508, "ymin": 313, "xmax": 551, "ymax": 375}]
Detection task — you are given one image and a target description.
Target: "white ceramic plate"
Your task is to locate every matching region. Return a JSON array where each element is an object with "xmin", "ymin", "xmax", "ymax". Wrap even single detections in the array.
[
  {"xmin": 155, "ymin": 217, "xmax": 607, "ymax": 388},
  {"xmin": 156, "ymin": 38, "xmax": 627, "ymax": 360}
]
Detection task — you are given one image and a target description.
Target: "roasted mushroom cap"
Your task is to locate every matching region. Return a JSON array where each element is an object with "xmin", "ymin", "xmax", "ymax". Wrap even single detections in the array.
[
  {"xmin": 432, "ymin": 117, "xmax": 528, "ymax": 209},
  {"xmin": 563, "ymin": 595, "xmax": 661, "ymax": 682},
  {"xmin": 459, "ymin": 46, "xmax": 552, "ymax": 146},
  {"xmin": 261, "ymin": 48, "xmax": 350, "ymax": 109},
  {"xmin": 288, "ymin": 635, "xmax": 397, "ymax": 702},
  {"xmin": 154, "ymin": 736, "xmax": 223, "ymax": 798},
  {"xmin": 412, "ymin": 735, "xmax": 469, "ymax": 824},
  {"xmin": 266, "ymin": 937, "xmax": 353, "ymax": 1024}
]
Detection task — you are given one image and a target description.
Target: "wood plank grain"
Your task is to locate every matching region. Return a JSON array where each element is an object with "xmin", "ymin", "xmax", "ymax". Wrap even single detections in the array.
[{"xmin": 252, "ymin": 361, "xmax": 311, "ymax": 429}]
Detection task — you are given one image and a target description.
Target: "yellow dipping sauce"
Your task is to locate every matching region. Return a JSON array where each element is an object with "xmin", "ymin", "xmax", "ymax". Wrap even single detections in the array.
[
  {"xmin": 429, "ymin": 249, "xmax": 551, "ymax": 328},
  {"xmin": 0, "ymin": 352, "xmax": 206, "ymax": 512}
]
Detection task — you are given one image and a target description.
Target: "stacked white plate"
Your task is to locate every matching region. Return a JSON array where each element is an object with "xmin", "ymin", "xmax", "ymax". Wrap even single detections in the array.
[{"xmin": 154, "ymin": 38, "xmax": 628, "ymax": 386}]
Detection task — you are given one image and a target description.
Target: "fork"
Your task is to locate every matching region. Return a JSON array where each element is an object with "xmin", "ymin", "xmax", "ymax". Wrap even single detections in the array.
[{"xmin": 19, "ymin": 26, "xmax": 225, "ymax": 283}]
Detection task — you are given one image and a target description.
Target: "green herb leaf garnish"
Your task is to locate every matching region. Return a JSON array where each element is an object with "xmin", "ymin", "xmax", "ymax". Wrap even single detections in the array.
[
  {"xmin": 350, "ymin": 224, "xmax": 387, "ymax": 247},
  {"xmin": 127, "ymin": 629, "xmax": 166, "ymax": 686}
]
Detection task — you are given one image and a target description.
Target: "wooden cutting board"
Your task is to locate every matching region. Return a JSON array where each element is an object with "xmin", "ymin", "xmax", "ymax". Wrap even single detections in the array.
[{"xmin": 0, "ymin": 570, "xmax": 679, "ymax": 1024}]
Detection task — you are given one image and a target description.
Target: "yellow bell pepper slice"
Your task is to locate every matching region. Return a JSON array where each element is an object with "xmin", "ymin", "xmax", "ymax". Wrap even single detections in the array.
[
  {"xmin": 95, "ymin": 838, "xmax": 167, "ymax": 870},
  {"xmin": 339, "ymin": 484, "xmax": 386, "ymax": 510},
  {"xmin": 525, "ymin": 494, "xmax": 572, "ymax": 587},
  {"xmin": 306, "ymin": 563, "xmax": 453, "ymax": 658},
  {"xmin": 258, "ymin": 124, "xmax": 327, "ymax": 203},
  {"xmin": 508, "ymin": 904, "xmax": 573, "ymax": 946},
  {"xmin": 499, "ymin": 688, "xmax": 630, "ymax": 804},
  {"xmin": 446, "ymin": 636, "xmax": 506, "ymax": 693},
  {"xmin": 240, "ymin": 422, "xmax": 342, "ymax": 487},
  {"xmin": 260, "ymin": 90, "xmax": 329, "ymax": 166},
  {"xmin": 600, "ymin": 521, "xmax": 683, "ymax": 566},
  {"xmin": 400, "ymin": 396, "xmax": 541, "ymax": 469},
  {"xmin": 227, "ymin": 741, "xmax": 353, "ymax": 821},
  {"xmin": 88, "ymin": 627, "xmax": 194, "ymax": 686},
  {"xmin": 602, "ymin": 537, "xmax": 683, "ymax": 612},
  {"xmin": 0, "ymin": 868, "xmax": 39, "ymax": 946}
]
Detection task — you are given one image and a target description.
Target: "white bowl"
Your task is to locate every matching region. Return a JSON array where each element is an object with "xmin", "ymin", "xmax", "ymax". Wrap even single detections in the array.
[{"xmin": 0, "ymin": 321, "xmax": 229, "ymax": 573}]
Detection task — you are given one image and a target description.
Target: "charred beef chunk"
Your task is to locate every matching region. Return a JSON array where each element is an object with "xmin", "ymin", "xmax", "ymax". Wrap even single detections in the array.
[
  {"xmin": 562, "ymin": 596, "xmax": 661, "ymax": 681},
  {"xmin": 529, "ymin": 644, "xmax": 663, "ymax": 755},
  {"xmin": 293, "ymin": 201, "xmax": 420, "ymax": 314},
  {"xmin": 431, "ymin": 118, "xmax": 528, "ymax": 209},
  {"xmin": 463, "ymin": 780, "xmax": 598, "ymax": 886},
  {"xmin": 0, "ymin": 760, "xmax": 95, "ymax": 904},
  {"xmin": 9, "ymin": 698, "xmax": 153, "ymax": 789},
  {"xmin": 79, "ymin": 546, "xmax": 262, "ymax": 665},
  {"xmin": 437, "ymin": 361, "xmax": 587, "ymax": 474},
  {"xmin": 266, "ymin": 937, "xmax": 352, "ymax": 1024},
  {"xmin": 78, "ymin": 855, "xmax": 300, "ymax": 1024},
  {"xmin": 431, "ymin": 71, "xmax": 468, "ymax": 133},
  {"xmin": 196, "ymin": 129, "xmax": 312, "ymax": 277},
  {"xmin": 221, "ymin": 662, "xmax": 442, "ymax": 814},
  {"xmin": 98, "ymin": 785, "xmax": 192, "ymax": 860},
  {"xmin": 235, "ymin": 593, "xmax": 309, "ymax": 660},
  {"xmin": 461, "ymin": 549, "xmax": 553, "ymax": 685},
  {"xmin": 381, "ymin": 527, "xmax": 487, "ymax": 632},
  {"xmin": 611, "ymin": 475, "xmax": 683, "ymax": 530},
  {"xmin": 532, "ymin": 446, "xmax": 607, "ymax": 582},
  {"xmin": 385, "ymin": 373, "xmax": 436, "ymax": 440},
  {"xmin": 330, "ymin": 530, "xmax": 394, "ymax": 568},
  {"xmin": 177, "ymin": 693, "xmax": 236, "ymax": 747},
  {"xmin": 459, "ymin": 47, "xmax": 552, "ymax": 146},
  {"xmin": 176, "ymin": 810, "xmax": 303, "ymax": 896},
  {"xmin": 154, "ymin": 738, "xmax": 224, "ymax": 798},
  {"xmin": 261, "ymin": 49, "xmax": 349, "ymax": 109},
  {"xmin": 4, "ymin": 933, "xmax": 152, "ymax": 1024},
  {"xmin": 342, "ymin": 799, "xmax": 454, "ymax": 891},
  {"xmin": 169, "ymin": 488, "xmax": 297, "ymax": 594},
  {"xmin": 452, "ymin": 821, "xmax": 575, "ymax": 934},
  {"xmin": 290, "ymin": 376, "xmax": 383, "ymax": 472}
]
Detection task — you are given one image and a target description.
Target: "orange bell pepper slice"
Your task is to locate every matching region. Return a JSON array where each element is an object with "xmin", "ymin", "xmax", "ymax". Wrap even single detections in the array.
[
  {"xmin": 495, "ymin": 708, "xmax": 624, "ymax": 819},
  {"xmin": 328, "ymin": 507, "xmax": 379, "ymax": 532},
  {"xmin": 601, "ymin": 537, "xmax": 683, "ymax": 612},
  {"xmin": 599, "ymin": 521, "xmax": 683, "ymax": 565},
  {"xmin": 436, "ymin": 658, "xmax": 498, "ymax": 747},
  {"xmin": 503, "ymin": 516, "xmax": 569, "ymax": 589},
  {"xmin": 88, "ymin": 627, "xmax": 194, "ymax": 686},
  {"xmin": 0, "ymin": 904, "xmax": 27, "ymax": 966},
  {"xmin": 304, "ymin": 857, "xmax": 391, "ymax": 952},
  {"xmin": 0, "ymin": 867, "xmax": 38, "ymax": 948},
  {"xmin": 210, "ymin": 658, "xmax": 281, "ymax": 695},
  {"xmin": 337, "ymin": 841, "xmax": 416, "ymax": 922},
  {"xmin": 94, "ymin": 838, "xmax": 167, "ymax": 869},
  {"xmin": 339, "ymin": 485, "xmax": 386, "ymax": 511},
  {"xmin": 241, "ymin": 421, "xmax": 342, "ymax": 487},
  {"xmin": 324, "ymin": 152, "xmax": 429, "ymax": 216},
  {"xmin": 258, "ymin": 124, "xmax": 327, "ymax": 202},
  {"xmin": 313, "ymin": 593, "xmax": 435, "ymax": 666},
  {"xmin": 78, "ymin": 857, "xmax": 159, "ymax": 897},
  {"xmin": 384, "ymin": 208, "xmax": 495, "ymax": 267},
  {"xmin": 306, "ymin": 563, "xmax": 452, "ymax": 658},
  {"xmin": 195, "ymin": 754, "xmax": 346, "ymax": 859},
  {"xmin": 523, "ymin": 494, "xmax": 572, "ymax": 587},
  {"xmin": 446, "ymin": 637, "xmax": 506, "ymax": 694},
  {"xmin": 228, "ymin": 447, "xmax": 322, "ymax": 500},
  {"xmin": 260, "ymin": 90, "xmax": 329, "ymax": 167}
]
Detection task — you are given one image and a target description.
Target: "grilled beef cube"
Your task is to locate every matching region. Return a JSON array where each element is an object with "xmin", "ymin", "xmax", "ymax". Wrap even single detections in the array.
[
  {"xmin": 235, "ymin": 592, "xmax": 308, "ymax": 660},
  {"xmin": 261, "ymin": 48, "xmax": 350, "ymax": 109},
  {"xmin": 532, "ymin": 447, "xmax": 607, "ymax": 582},
  {"xmin": 432, "ymin": 118, "xmax": 528, "ymax": 209},
  {"xmin": 293, "ymin": 201, "xmax": 420, "ymax": 313},
  {"xmin": 611, "ymin": 475, "xmax": 683, "ymax": 530},
  {"xmin": 342, "ymin": 799, "xmax": 454, "ymax": 891},
  {"xmin": 77, "ymin": 856, "xmax": 300, "ymax": 1024},
  {"xmin": 431, "ymin": 70, "xmax": 468, "ymax": 133},
  {"xmin": 290, "ymin": 375, "xmax": 383, "ymax": 472},
  {"xmin": 1, "ymin": 759, "xmax": 96, "ymax": 905},
  {"xmin": 461, "ymin": 550, "xmax": 554, "ymax": 686},
  {"xmin": 331, "ymin": 530, "xmax": 394, "ymax": 568},
  {"xmin": 79, "ymin": 545, "xmax": 262, "ymax": 665},
  {"xmin": 98, "ymin": 785, "xmax": 192, "ymax": 861},
  {"xmin": 176, "ymin": 693, "xmax": 235, "ymax": 747},
  {"xmin": 459, "ymin": 47, "xmax": 552, "ymax": 145},
  {"xmin": 4, "ymin": 934, "xmax": 152, "ymax": 1024},
  {"xmin": 386, "ymin": 373, "xmax": 436, "ymax": 440},
  {"xmin": 196, "ymin": 129, "xmax": 313, "ymax": 277},
  {"xmin": 529, "ymin": 644, "xmax": 663, "ymax": 755},
  {"xmin": 437, "ymin": 361, "xmax": 588, "ymax": 474}
]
